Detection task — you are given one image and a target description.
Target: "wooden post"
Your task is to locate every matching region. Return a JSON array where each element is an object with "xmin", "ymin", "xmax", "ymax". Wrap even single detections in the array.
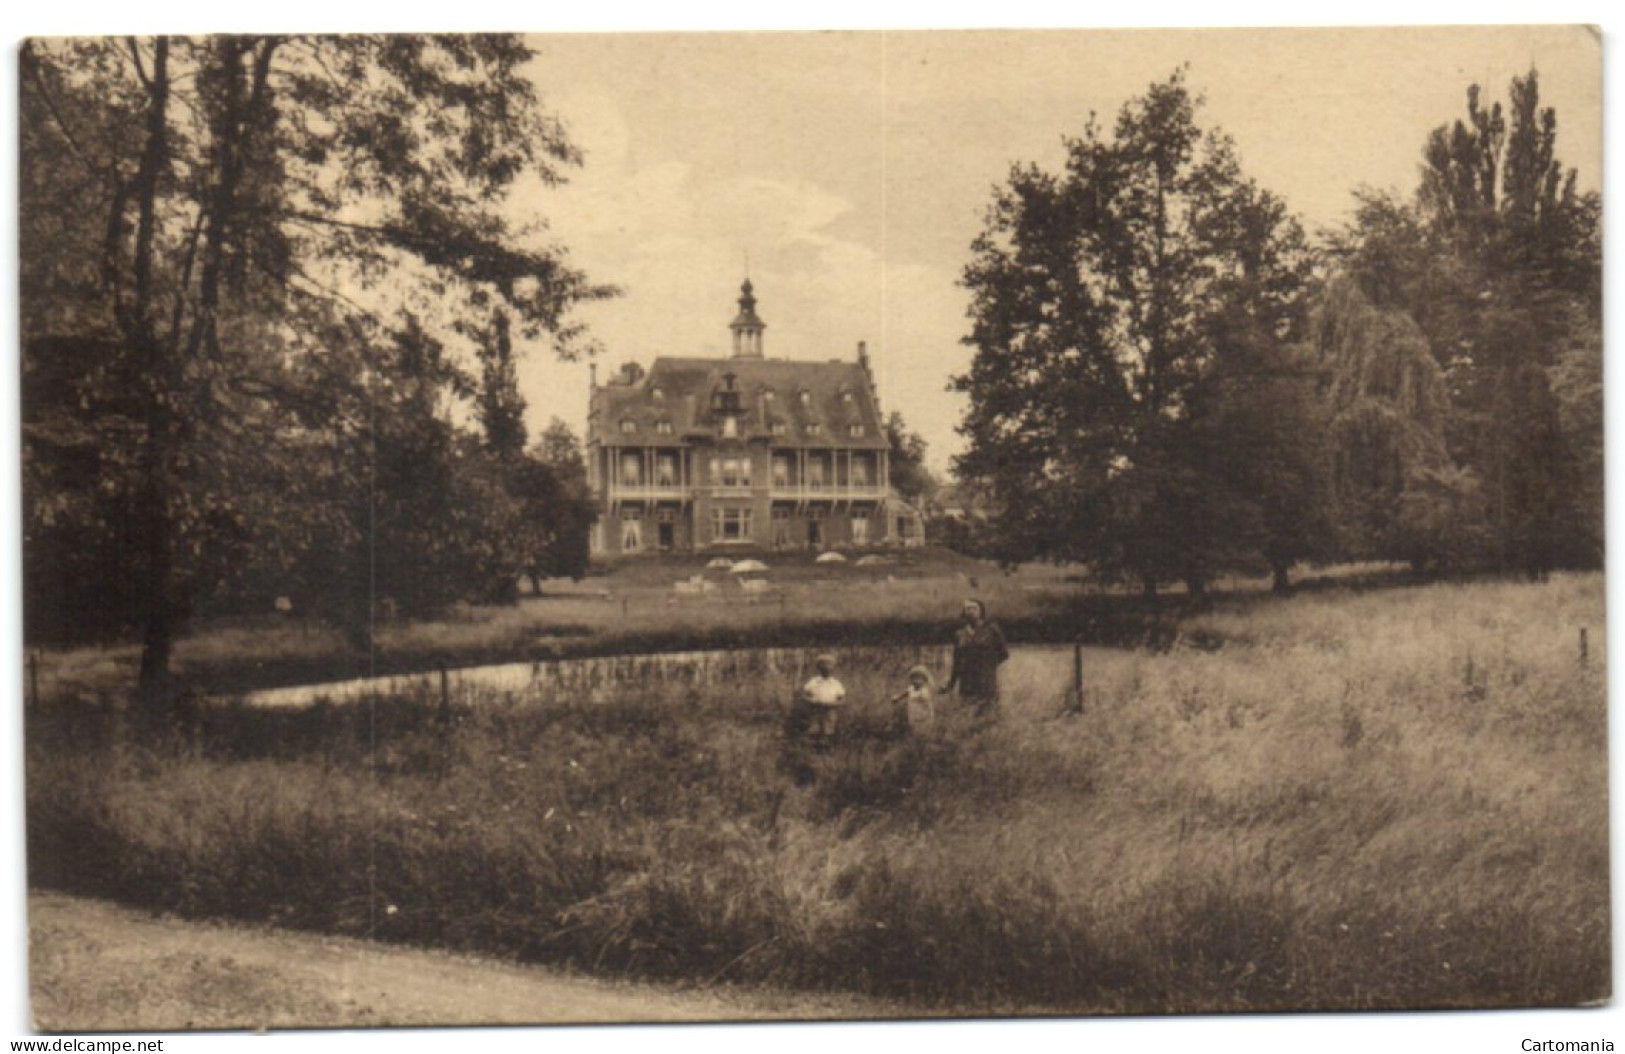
[
  {"xmin": 1580, "ymin": 627, "xmax": 1589, "ymax": 667},
  {"xmin": 1062, "ymin": 642, "xmax": 1085, "ymax": 716}
]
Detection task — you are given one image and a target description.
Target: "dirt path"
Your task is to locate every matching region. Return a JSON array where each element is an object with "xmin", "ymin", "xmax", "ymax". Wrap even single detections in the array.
[{"xmin": 27, "ymin": 891, "xmax": 900, "ymax": 1032}]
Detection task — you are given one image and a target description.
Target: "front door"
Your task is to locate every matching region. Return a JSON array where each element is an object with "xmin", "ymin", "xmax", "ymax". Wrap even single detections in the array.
[
  {"xmin": 807, "ymin": 519, "xmax": 822, "ymax": 548},
  {"xmin": 658, "ymin": 521, "xmax": 675, "ymax": 551}
]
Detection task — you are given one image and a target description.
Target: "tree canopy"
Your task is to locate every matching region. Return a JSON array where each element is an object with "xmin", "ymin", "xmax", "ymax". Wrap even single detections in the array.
[
  {"xmin": 956, "ymin": 69, "xmax": 1318, "ymax": 593},
  {"xmin": 953, "ymin": 67, "xmax": 1599, "ymax": 589},
  {"xmin": 21, "ymin": 35, "xmax": 612, "ymax": 705}
]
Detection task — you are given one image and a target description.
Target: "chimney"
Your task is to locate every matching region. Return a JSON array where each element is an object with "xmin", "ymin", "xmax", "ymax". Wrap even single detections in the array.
[{"xmin": 858, "ymin": 340, "xmax": 878, "ymax": 414}]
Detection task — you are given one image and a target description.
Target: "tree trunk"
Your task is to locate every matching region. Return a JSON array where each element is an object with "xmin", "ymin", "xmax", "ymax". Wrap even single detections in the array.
[
  {"xmin": 125, "ymin": 37, "xmax": 178, "ymax": 715},
  {"xmin": 137, "ymin": 612, "xmax": 176, "ymax": 716}
]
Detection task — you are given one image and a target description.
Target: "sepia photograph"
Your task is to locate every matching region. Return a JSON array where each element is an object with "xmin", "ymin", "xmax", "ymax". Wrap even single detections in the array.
[{"xmin": 11, "ymin": 19, "xmax": 1609, "ymax": 1042}]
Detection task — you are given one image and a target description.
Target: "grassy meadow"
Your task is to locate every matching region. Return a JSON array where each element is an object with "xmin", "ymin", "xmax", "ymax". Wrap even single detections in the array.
[{"xmin": 26, "ymin": 574, "xmax": 1608, "ymax": 1014}]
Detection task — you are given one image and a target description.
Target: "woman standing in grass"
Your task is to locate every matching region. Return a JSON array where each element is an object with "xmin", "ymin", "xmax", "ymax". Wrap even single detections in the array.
[{"xmin": 943, "ymin": 598, "xmax": 1009, "ymax": 719}]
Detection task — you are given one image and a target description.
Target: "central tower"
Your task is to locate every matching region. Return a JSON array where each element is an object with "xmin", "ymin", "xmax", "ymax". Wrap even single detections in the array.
[{"xmin": 729, "ymin": 277, "xmax": 766, "ymax": 359}]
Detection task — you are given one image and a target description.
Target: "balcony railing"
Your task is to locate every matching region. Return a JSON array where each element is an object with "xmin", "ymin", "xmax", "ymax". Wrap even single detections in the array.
[
  {"xmin": 604, "ymin": 480, "xmax": 889, "ymax": 501},
  {"xmin": 769, "ymin": 481, "xmax": 887, "ymax": 500},
  {"xmin": 606, "ymin": 481, "xmax": 686, "ymax": 499}
]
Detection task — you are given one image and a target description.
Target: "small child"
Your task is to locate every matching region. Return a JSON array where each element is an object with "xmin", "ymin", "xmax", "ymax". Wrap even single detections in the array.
[
  {"xmin": 799, "ymin": 653, "xmax": 846, "ymax": 745},
  {"xmin": 890, "ymin": 664, "xmax": 936, "ymax": 735}
]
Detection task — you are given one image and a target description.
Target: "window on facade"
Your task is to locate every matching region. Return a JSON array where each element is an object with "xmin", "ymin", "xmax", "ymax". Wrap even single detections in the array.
[
  {"xmin": 656, "ymin": 455, "xmax": 677, "ymax": 487},
  {"xmin": 852, "ymin": 508, "xmax": 870, "ymax": 544},
  {"xmin": 620, "ymin": 508, "xmax": 642, "ymax": 551},
  {"xmin": 852, "ymin": 457, "xmax": 869, "ymax": 486},
  {"xmin": 720, "ymin": 458, "xmax": 751, "ymax": 488},
  {"xmin": 772, "ymin": 457, "xmax": 789, "ymax": 487},
  {"xmin": 807, "ymin": 458, "xmax": 826, "ymax": 487},
  {"xmin": 711, "ymin": 508, "xmax": 753, "ymax": 543},
  {"xmin": 721, "ymin": 416, "xmax": 739, "ymax": 438},
  {"xmin": 656, "ymin": 419, "xmax": 673, "ymax": 434},
  {"xmin": 620, "ymin": 453, "xmax": 642, "ymax": 486},
  {"xmin": 619, "ymin": 418, "xmax": 636, "ymax": 434}
]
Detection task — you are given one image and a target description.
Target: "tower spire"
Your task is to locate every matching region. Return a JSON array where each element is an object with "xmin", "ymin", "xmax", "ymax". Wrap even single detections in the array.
[{"xmin": 729, "ymin": 277, "xmax": 766, "ymax": 359}]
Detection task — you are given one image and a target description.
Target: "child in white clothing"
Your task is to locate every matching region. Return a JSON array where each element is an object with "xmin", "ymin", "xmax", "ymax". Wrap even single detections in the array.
[
  {"xmin": 800, "ymin": 653, "xmax": 846, "ymax": 744},
  {"xmin": 890, "ymin": 664, "xmax": 936, "ymax": 735}
]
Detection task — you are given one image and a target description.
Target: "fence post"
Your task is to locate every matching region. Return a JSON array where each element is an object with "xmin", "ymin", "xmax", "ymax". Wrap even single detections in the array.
[{"xmin": 1062, "ymin": 642, "xmax": 1085, "ymax": 716}]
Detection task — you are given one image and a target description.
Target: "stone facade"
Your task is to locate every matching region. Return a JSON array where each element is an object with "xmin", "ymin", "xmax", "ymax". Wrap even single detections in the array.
[{"xmin": 586, "ymin": 281, "xmax": 923, "ymax": 556}]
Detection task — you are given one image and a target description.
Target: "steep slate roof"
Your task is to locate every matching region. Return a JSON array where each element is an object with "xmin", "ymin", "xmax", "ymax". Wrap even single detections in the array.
[{"xmin": 591, "ymin": 356, "xmax": 888, "ymax": 450}]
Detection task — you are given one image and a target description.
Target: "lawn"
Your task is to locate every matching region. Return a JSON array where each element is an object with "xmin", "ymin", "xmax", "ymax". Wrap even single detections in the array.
[
  {"xmin": 26, "ymin": 573, "xmax": 1607, "ymax": 1015},
  {"xmin": 29, "ymin": 548, "xmax": 1408, "ymax": 702}
]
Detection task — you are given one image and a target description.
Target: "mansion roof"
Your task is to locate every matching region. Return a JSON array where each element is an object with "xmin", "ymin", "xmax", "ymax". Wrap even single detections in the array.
[{"xmin": 592, "ymin": 356, "xmax": 887, "ymax": 450}]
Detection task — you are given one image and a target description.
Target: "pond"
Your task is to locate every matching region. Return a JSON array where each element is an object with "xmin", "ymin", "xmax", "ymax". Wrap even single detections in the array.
[{"xmin": 236, "ymin": 643, "xmax": 1128, "ymax": 711}]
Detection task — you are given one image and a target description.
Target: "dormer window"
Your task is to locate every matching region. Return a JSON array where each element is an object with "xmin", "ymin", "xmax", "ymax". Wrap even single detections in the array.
[
  {"xmin": 763, "ymin": 388, "xmax": 776, "ymax": 402},
  {"xmin": 841, "ymin": 389, "xmax": 855, "ymax": 404},
  {"xmin": 722, "ymin": 416, "xmax": 739, "ymax": 438},
  {"xmin": 651, "ymin": 386, "xmax": 665, "ymax": 401},
  {"xmin": 656, "ymin": 420, "xmax": 673, "ymax": 435},
  {"xmin": 619, "ymin": 418, "xmax": 637, "ymax": 434},
  {"xmin": 849, "ymin": 423, "xmax": 865, "ymax": 438},
  {"xmin": 798, "ymin": 390, "xmax": 811, "ymax": 407},
  {"xmin": 770, "ymin": 421, "xmax": 787, "ymax": 436},
  {"xmin": 805, "ymin": 422, "xmax": 822, "ymax": 436}
]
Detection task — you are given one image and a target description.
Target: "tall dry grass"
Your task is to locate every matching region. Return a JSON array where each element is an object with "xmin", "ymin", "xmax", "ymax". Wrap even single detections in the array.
[{"xmin": 27, "ymin": 575, "xmax": 1607, "ymax": 1013}]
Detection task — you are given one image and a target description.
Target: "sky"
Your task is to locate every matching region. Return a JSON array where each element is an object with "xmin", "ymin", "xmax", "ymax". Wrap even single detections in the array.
[{"xmin": 510, "ymin": 26, "xmax": 1602, "ymax": 473}]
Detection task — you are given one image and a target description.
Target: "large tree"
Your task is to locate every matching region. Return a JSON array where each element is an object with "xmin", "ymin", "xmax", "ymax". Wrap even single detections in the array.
[
  {"xmin": 1333, "ymin": 71, "xmax": 1601, "ymax": 574},
  {"xmin": 956, "ymin": 70, "xmax": 1316, "ymax": 594},
  {"xmin": 523, "ymin": 420, "xmax": 595, "ymax": 588},
  {"xmin": 21, "ymin": 36, "xmax": 613, "ymax": 709},
  {"xmin": 884, "ymin": 411, "xmax": 936, "ymax": 505}
]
